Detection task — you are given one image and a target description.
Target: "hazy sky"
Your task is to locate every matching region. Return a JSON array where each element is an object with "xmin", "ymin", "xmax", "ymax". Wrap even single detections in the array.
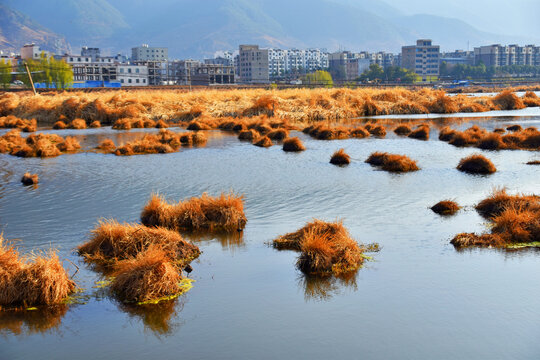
[{"xmin": 384, "ymin": 0, "xmax": 540, "ymax": 37}]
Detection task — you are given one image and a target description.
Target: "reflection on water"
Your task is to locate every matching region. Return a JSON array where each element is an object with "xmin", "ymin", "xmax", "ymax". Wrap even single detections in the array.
[
  {"xmin": 117, "ymin": 299, "xmax": 183, "ymax": 337},
  {"xmin": 0, "ymin": 305, "xmax": 69, "ymax": 336},
  {"xmin": 299, "ymin": 273, "xmax": 358, "ymax": 302},
  {"xmin": 186, "ymin": 231, "xmax": 245, "ymax": 251}
]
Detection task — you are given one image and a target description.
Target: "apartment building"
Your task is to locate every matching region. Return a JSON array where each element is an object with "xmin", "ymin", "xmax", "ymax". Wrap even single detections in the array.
[
  {"xmin": 474, "ymin": 44, "xmax": 540, "ymax": 67},
  {"xmin": 401, "ymin": 39, "xmax": 440, "ymax": 81},
  {"xmin": 131, "ymin": 44, "xmax": 168, "ymax": 62},
  {"xmin": 238, "ymin": 45, "xmax": 269, "ymax": 84},
  {"xmin": 20, "ymin": 44, "xmax": 53, "ymax": 61},
  {"xmin": 117, "ymin": 64, "xmax": 149, "ymax": 86}
]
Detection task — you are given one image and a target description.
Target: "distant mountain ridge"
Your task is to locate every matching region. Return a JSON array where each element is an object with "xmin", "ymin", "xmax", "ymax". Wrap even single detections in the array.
[{"xmin": 1, "ymin": 0, "xmax": 537, "ymax": 58}]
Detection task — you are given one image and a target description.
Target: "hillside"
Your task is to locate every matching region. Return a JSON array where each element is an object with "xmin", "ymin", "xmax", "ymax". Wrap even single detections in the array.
[
  {"xmin": 2, "ymin": 0, "xmax": 537, "ymax": 58},
  {"xmin": 0, "ymin": 4, "xmax": 70, "ymax": 54}
]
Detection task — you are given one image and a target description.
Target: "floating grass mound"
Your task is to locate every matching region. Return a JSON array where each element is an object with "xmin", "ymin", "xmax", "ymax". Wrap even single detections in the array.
[
  {"xmin": 78, "ymin": 220, "xmax": 201, "ymax": 266},
  {"xmin": 114, "ymin": 130, "xmax": 206, "ymax": 156},
  {"xmin": 393, "ymin": 124, "xmax": 412, "ymax": 136},
  {"xmin": 112, "ymin": 117, "xmax": 157, "ymax": 130},
  {"xmin": 283, "ymin": 137, "xmax": 306, "ymax": 152},
  {"xmin": 21, "ymin": 173, "xmax": 38, "ymax": 186},
  {"xmin": 69, "ymin": 119, "xmax": 86, "ymax": 129},
  {"xmin": 267, "ymin": 128, "xmax": 289, "ymax": 141},
  {"xmin": 96, "ymin": 139, "xmax": 116, "ymax": 152},
  {"xmin": 303, "ymin": 124, "xmax": 350, "ymax": 140},
  {"xmin": 53, "ymin": 121, "xmax": 67, "ymax": 130},
  {"xmin": 0, "ymin": 235, "xmax": 76, "ymax": 308},
  {"xmin": 330, "ymin": 148, "xmax": 350, "ymax": 165},
  {"xmin": 273, "ymin": 220, "xmax": 367, "ymax": 276},
  {"xmin": 408, "ymin": 124, "xmax": 430, "ymax": 140},
  {"xmin": 0, "ymin": 116, "xmax": 37, "ymax": 132},
  {"xmin": 457, "ymin": 154, "xmax": 496, "ymax": 174},
  {"xmin": 253, "ymin": 136, "xmax": 273, "ymax": 148},
  {"xmin": 451, "ymin": 190, "xmax": 540, "ymax": 249},
  {"xmin": 238, "ymin": 129, "xmax": 259, "ymax": 141},
  {"xmin": 0, "ymin": 130, "xmax": 80, "ymax": 158},
  {"xmin": 110, "ymin": 247, "xmax": 184, "ymax": 304},
  {"xmin": 89, "ymin": 121, "xmax": 101, "ymax": 128},
  {"xmin": 366, "ymin": 152, "xmax": 419, "ymax": 173},
  {"xmin": 431, "ymin": 200, "xmax": 460, "ymax": 215},
  {"xmin": 141, "ymin": 192, "xmax": 247, "ymax": 233}
]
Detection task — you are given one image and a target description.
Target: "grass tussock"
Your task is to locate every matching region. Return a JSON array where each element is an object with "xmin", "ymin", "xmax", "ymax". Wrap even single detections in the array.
[
  {"xmin": 238, "ymin": 129, "xmax": 259, "ymax": 141},
  {"xmin": 96, "ymin": 139, "xmax": 116, "ymax": 152},
  {"xmin": 393, "ymin": 124, "xmax": 412, "ymax": 136},
  {"xmin": 140, "ymin": 192, "xmax": 247, "ymax": 233},
  {"xmin": 110, "ymin": 247, "xmax": 183, "ymax": 303},
  {"xmin": 350, "ymin": 126, "xmax": 370, "ymax": 138},
  {"xmin": 253, "ymin": 135, "xmax": 273, "ymax": 148},
  {"xmin": 69, "ymin": 118, "xmax": 86, "ymax": 129},
  {"xmin": 0, "ymin": 130, "xmax": 80, "ymax": 158},
  {"xmin": 506, "ymin": 124, "xmax": 522, "ymax": 132},
  {"xmin": 78, "ymin": 219, "xmax": 201, "ymax": 265},
  {"xmin": 283, "ymin": 137, "xmax": 306, "ymax": 152},
  {"xmin": 114, "ymin": 130, "xmax": 206, "ymax": 156},
  {"xmin": 408, "ymin": 124, "xmax": 430, "ymax": 140},
  {"xmin": 526, "ymin": 160, "xmax": 540, "ymax": 165},
  {"xmin": 440, "ymin": 125, "xmax": 540, "ymax": 150},
  {"xmin": 303, "ymin": 124, "xmax": 350, "ymax": 140},
  {"xmin": 112, "ymin": 117, "xmax": 156, "ymax": 130},
  {"xmin": 0, "ymin": 116, "xmax": 37, "ymax": 132},
  {"xmin": 267, "ymin": 128, "xmax": 289, "ymax": 141},
  {"xmin": 431, "ymin": 200, "xmax": 460, "ymax": 215},
  {"xmin": 273, "ymin": 220, "xmax": 366, "ymax": 276},
  {"xmin": 452, "ymin": 190, "xmax": 540, "ymax": 248},
  {"xmin": 493, "ymin": 90, "xmax": 525, "ymax": 110},
  {"xmin": 0, "ymin": 235, "xmax": 76, "ymax": 308},
  {"xmin": 330, "ymin": 148, "xmax": 350, "ymax": 165},
  {"xmin": 89, "ymin": 120, "xmax": 101, "ymax": 128},
  {"xmin": 366, "ymin": 124, "xmax": 387, "ymax": 137},
  {"xmin": 457, "ymin": 154, "xmax": 497, "ymax": 174},
  {"xmin": 53, "ymin": 121, "xmax": 67, "ymax": 130},
  {"xmin": 365, "ymin": 152, "xmax": 419, "ymax": 172},
  {"xmin": 21, "ymin": 172, "xmax": 38, "ymax": 186}
]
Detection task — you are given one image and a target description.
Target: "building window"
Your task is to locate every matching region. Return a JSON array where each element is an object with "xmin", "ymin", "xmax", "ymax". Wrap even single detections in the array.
[
  {"xmin": 143, "ymin": 79, "xmax": 146, "ymax": 83},
  {"xmin": 136, "ymin": 68, "xmax": 139, "ymax": 73},
  {"xmin": 121, "ymin": 79, "xmax": 124, "ymax": 83},
  {"xmin": 120, "ymin": 68, "xmax": 124, "ymax": 73},
  {"xmin": 128, "ymin": 68, "xmax": 132, "ymax": 73},
  {"xmin": 128, "ymin": 79, "xmax": 132, "ymax": 83},
  {"xmin": 136, "ymin": 79, "xmax": 139, "ymax": 83}
]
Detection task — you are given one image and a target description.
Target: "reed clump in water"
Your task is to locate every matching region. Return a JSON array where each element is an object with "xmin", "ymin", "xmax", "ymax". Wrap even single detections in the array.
[
  {"xmin": 431, "ymin": 200, "xmax": 460, "ymax": 215},
  {"xmin": 141, "ymin": 192, "xmax": 247, "ymax": 232},
  {"xmin": 69, "ymin": 118, "xmax": 86, "ymax": 129},
  {"xmin": 267, "ymin": 128, "xmax": 289, "ymax": 141},
  {"xmin": 78, "ymin": 219, "xmax": 201, "ymax": 266},
  {"xmin": 253, "ymin": 136, "xmax": 273, "ymax": 148},
  {"xmin": 273, "ymin": 220, "xmax": 366, "ymax": 276},
  {"xmin": 408, "ymin": 124, "xmax": 430, "ymax": 140},
  {"xmin": 112, "ymin": 117, "xmax": 156, "ymax": 130},
  {"xmin": 0, "ymin": 116, "xmax": 37, "ymax": 132},
  {"xmin": 0, "ymin": 235, "xmax": 76, "ymax": 308},
  {"xmin": 114, "ymin": 130, "xmax": 205, "ymax": 156},
  {"xmin": 53, "ymin": 121, "xmax": 67, "ymax": 130},
  {"xmin": 506, "ymin": 124, "xmax": 522, "ymax": 132},
  {"xmin": 393, "ymin": 124, "xmax": 412, "ymax": 136},
  {"xmin": 110, "ymin": 247, "xmax": 184, "ymax": 304},
  {"xmin": 330, "ymin": 148, "xmax": 350, "ymax": 165},
  {"xmin": 89, "ymin": 120, "xmax": 101, "ymax": 128},
  {"xmin": 457, "ymin": 154, "xmax": 496, "ymax": 174},
  {"xmin": 527, "ymin": 160, "xmax": 540, "ymax": 165},
  {"xmin": 238, "ymin": 129, "xmax": 259, "ymax": 141},
  {"xmin": 303, "ymin": 124, "xmax": 350, "ymax": 140},
  {"xmin": 186, "ymin": 120, "xmax": 212, "ymax": 131},
  {"xmin": 452, "ymin": 193, "xmax": 540, "ymax": 248},
  {"xmin": 350, "ymin": 126, "xmax": 370, "ymax": 138},
  {"xmin": 283, "ymin": 137, "xmax": 306, "ymax": 152},
  {"xmin": 96, "ymin": 139, "xmax": 116, "ymax": 152},
  {"xmin": 366, "ymin": 124, "xmax": 387, "ymax": 137},
  {"xmin": 0, "ymin": 130, "xmax": 80, "ymax": 158},
  {"xmin": 522, "ymin": 91, "xmax": 540, "ymax": 107},
  {"xmin": 366, "ymin": 152, "xmax": 419, "ymax": 172},
  {"xmin": 21, "ymin": 173, "xmax": 38, "ymax": 186},
  {"xmin": 493, "ymin": 90, "xmax": 525, "ymax": 110}
]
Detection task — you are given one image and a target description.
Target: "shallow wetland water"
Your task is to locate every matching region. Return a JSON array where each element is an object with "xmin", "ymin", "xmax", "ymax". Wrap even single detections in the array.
[{"xmin": 1, "ymin": 108, "xmax": 540, "ymax": 359}]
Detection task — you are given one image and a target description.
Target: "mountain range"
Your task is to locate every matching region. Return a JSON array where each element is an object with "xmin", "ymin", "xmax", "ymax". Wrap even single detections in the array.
[{"xmin": 1, "ymin": 0, "xmax": 538, "ymax": 59}]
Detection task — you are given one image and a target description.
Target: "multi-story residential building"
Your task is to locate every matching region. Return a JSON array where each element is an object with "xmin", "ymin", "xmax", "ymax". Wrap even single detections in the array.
[
  {"xmin": 131, "ymin": 44, "xmax": 168, "ymax": 85},
  {"xmin": 440, "ymin": 50, "xmax": 475, "ymax": 66},
  {"xmin": 191, "ymin": 64, "xmax": 235, "ymax": 86},
  {"xmin": 117, "ymin": 64, "xmax": 149, "ymax": 86},
  {"xmin": 474, "ymin": 44, "xmax": 540, "ymax": 67},
  {"xmin": 238, "ymin": 45, "xmax": 269, "ymax": 84},
  {"xmin": 20, "ymin": 44, "xmax": 52, "ymax": 61},
  {"xmin": 401, "ymin": 39, "xmax": 440, "ymax": 81},
  {"xmin": 81, "ymin": 47, "xmax": 100, "ymax": 61}
]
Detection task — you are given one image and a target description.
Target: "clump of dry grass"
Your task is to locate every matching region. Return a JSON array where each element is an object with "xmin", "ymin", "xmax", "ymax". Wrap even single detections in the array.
[
  {"xmin": 155, "ymin": 120, "xmax": 169, "ymax": 129},
  {"xmin": 367, "ymin": 124, "xmax": 386, "ymax": 137},
  {"xmin": 187, "ymin": 120, "xmax": 212, "ymax": 131},
  {"xmin": 273, "ymin": 220, "xmax": 366, "ymax": 275},
  {"xmin": 506, "ymin": 124, "xmax": 522, "ymax": 132},
  {"xmin": 0, "ymin": 130, "xmax": 80, "ymax": 158},
  {"xmin": 493, "ymin": 128, "xmax": 506, "ymax": 134},
  {"xmin": 350, "ymin": 127, "xmax": 370, "ymax": 138},
  {"xmin": 78, "ymin": 219, "xmax": 201, "ymax": 265},
  {"xmin": 457, "ymin": 154, "xmax": 497, "ymax": 174},
  {"xmin": 394, "ymin": 124, "xmax": 412, "ymax": 136},
  {"xmin": 431, "ymin": 200, "xmax": 460, "ymax": 215},
  {"xmin": 527, "ymin": 160, "xmax": 540, "ymax": 165},
  {"xmin": 238, "ymin": 129, "xmax": 259, "ymax": 141},
  {"xmin": 114, "ymin": 129, "xmax": 205, "ymax": 156},
  {"xmin": 110, "ymin": 247, "xmax": 183, "ymax": 303},
  {"xmin": 140, "ymin": 192, "xmax": 247, "ymax": 232},
  {"xmin": 330, "ymin": 148, "xmax": 350, "ymax": 165},
  {"xmin": 69, "ymin": 119, "xmax": 86, "ymax": 129},
  {"xmin": 365, "ymin": 152, "xmax": 419, "ymax": 172},
  {"xmin": 522, "ymin": 91, "xmax": 540, "ymax": 107},
  {"xmin": 267, "ymin": 128, "xmax": 289, "ymax": 141},
  {"xmin": 96, "ymin": 139, "xmax": 116, "ymax": 152},
  {"xmin": 53, "ymin": 121, "xmax": 67, "ymax": 130},
  {"xmin": 475, "ymin": 188, "xmax": 540, "ymax": 219},
  {"xmin": 0, "ymin": 116, "xmax": 37, "ymax": 132},
  {"xmin": 427, "ymin": 93, "xmax": 459, "ymax": 113},
  {"xmin": 408, "ymin": 124, "xmax": 430, "ymax": 140},
  {"xmin": 0, "ymin": 235, "xmax": 76, "ymax": 307},
  {"xmin": 450, "ymin": 233, "xmax": 505, "ymax": 248},
  {"xmin": 303, "ymin": 124, "xmax": 350, "ymax": 140},
  {"xmin": 477, "ymin": 133, "xmax": 506, "ymax": 150},
  {"xmin": 243, "ymin": 95, "xmax": 278, "ymax": 117},
  {"xmin": 438, "ymin": 127, "xmax": 457, "ymax": 141},
  {"xmin": 253, "ymin": 136, "xmax": 273, "ymax": 148},
  {"xmin": 21, "ymin": 173, "xmax": 38, "ymax": 186},
  {"xmin": 283, "ymin": 137, "xmax": 306, "ymax": 152},
  {"xmin": 89, "ymin": 120, "xmax": 101, "ymax": 128},
  {"xmin": 493, "ymin": 90, "xmax": 526, "ymax": 110}
]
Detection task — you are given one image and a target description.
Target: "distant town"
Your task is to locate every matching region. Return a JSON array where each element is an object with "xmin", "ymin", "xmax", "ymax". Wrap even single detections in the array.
[{"xmin": 2, "ymin": 40, "xmax": 540, "ymax": 89}]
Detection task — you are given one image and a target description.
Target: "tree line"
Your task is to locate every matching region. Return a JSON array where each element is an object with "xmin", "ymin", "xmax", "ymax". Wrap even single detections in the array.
[{"xmin": 0, "ymin": 53, "xmax": 73, "ymax": 89}]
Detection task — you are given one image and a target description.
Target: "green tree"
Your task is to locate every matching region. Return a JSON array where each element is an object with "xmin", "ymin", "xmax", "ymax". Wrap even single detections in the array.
[
  {"xmin": 0, "ymin": 59, "xmax": 12, "ymax": 89},
  {"xmin": 19, "ymin": 52, "xmax": 73, "ymax": 89},
  {"xmin": 304, "ymin": 70, "xmax": 333, "ymax": 87}
]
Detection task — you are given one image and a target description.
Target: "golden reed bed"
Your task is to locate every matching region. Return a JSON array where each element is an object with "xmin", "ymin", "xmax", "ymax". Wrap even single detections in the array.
[{"xmin": 1, "ymin": 88, "xmax": 538, "ymax": 126}]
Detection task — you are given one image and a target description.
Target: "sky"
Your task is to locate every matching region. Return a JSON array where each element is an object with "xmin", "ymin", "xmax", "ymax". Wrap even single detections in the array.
[{"xmin": 384, "ymin": 0, "xmax": 540, "ymax": 38}]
